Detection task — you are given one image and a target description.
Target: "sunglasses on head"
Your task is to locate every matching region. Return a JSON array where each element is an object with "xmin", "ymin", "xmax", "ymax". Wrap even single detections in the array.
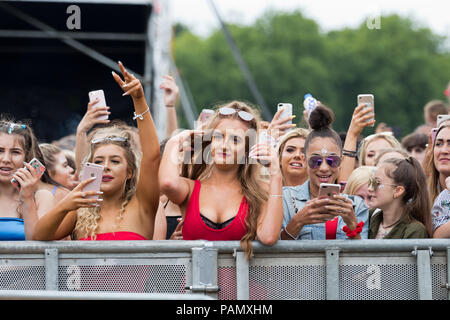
[
  {"xmin": 91, "ymin": 136, "xmax": 128, "ymax": 145},
  {"xmin": 307, "ymin": 155, "xmax": 341, "ymax": 169},
  {"xmin": 218, "ymin": 107, "xmax": 254, "ymax": 122}
]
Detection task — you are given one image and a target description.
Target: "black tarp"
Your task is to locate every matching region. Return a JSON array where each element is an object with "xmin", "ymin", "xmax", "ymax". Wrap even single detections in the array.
[{"xmin": 0, "ymin": 1, "xmax": 152, "ymax": 142}]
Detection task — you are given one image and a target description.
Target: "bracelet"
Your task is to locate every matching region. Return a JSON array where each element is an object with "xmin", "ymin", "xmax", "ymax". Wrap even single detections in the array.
[
  {"xmin": 133, "ymin": 108, "xmax": 150, "ymax": 121},
  {"xmin": 343, "ymin": 221, "xmax": 365, "ymax": 238},
  {"xmin": 270, "ymin": 194, "xmax": 283, "ymax": 198},
  {"xmin": 342, "ymin": 149, "xmax": 358, "ymax": 158},
  {"xmin": 342, "ymin": 151, "xmax": 357, "ymax": 158},
  {"xmin": 165, "ymin": 105, "xmax": 175, "ymax": 108},
  {"xmin": 284, "ymin": 227, "xmax": 297, "ymax": 240}
]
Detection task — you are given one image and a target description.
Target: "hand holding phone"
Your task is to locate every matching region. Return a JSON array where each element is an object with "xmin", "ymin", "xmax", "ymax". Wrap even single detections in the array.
[
  {"xmin": 357, "ymin": 94, "xmax": 375, "ymax": 127},
  {"xmin": 88, "ymin": 90, "xmax": 109, "ymax": 120},
  {"xmin": 11, "ymin": 158, "xmax": 46, "ymax": 190},
  {"xmin": 277, "ymin": 103, "xmax": 293, "ymax": 126},
  {"xmin": 80, "ymin": 162, "xmax": 104, "ymax": 199}
]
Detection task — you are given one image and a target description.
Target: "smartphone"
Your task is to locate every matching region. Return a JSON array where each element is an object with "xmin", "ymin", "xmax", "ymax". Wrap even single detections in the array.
[
  {"xmin": 437, "ymin": 114, "xmax": 450, "ymax": 127},
  {"xmin": 88, "ymin": 90, "xmax": 108, "ymax": 120},
  {"xmin": 318, "ymin": 183, "xmax": 341, "ymax": 198},
  {"xmin": 277, "ymin": 103, "xmax": 293, "ymax": 126},
  {"xmin": 11, "ymin": 158, "xmax": 46, "ymax": 190},
  {"xmin": 357, "ymin": 94, "xmax": 375, "ymax": 127},
  {"xmin": 80, "ymin": 162, "xmax": 104, "ymax": 199},
  {"xmin": 199, "ymin": 109, "xmax": 214, "ymax": 123}
]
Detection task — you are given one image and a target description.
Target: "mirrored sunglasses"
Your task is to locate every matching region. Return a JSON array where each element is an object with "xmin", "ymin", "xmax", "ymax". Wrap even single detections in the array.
[
  {"xmin": 307, "ymin": 155, "xmax": 341, "ymax": 169},
  {"xmin": 218, "ymin": 107, "xmax": 254, "ymax": 122}
]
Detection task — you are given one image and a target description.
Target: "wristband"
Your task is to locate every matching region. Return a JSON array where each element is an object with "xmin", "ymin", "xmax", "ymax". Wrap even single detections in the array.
[{"xmin": 343, "ymin": 221, "xmax": 365, "ymax": 238}]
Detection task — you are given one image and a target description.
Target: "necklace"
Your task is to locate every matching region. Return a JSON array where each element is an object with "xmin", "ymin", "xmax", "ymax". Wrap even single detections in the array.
[{"xmin": 381, "ymin": 218, "xmax": 401, "ymax": 229}]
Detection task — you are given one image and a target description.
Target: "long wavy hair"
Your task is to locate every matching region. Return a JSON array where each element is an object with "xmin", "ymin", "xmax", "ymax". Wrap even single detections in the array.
[
  {"xmin": 73, "ymin": 126, "xmax": 140, "ymax": 239},
  {"xmin": 423, "ymin": 123, "xmax": 450, "ymax": 202},
  {"xmin": 186, "ymin": 101, "xmax": 267, "ymax": 259}
]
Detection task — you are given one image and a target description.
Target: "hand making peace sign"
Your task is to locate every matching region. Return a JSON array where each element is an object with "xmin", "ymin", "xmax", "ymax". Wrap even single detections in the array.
[{"xmin": 112, "ymin": 61, "xmax": 144, "ymax": 100}]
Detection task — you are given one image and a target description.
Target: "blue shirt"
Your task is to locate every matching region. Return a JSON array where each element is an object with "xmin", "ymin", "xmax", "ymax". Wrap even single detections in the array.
[
  {"xmin": 0, "ymin": 217, "xmax": 26, "ymax": 240},
  {"xmin": 282, "ymin": 180, "xmax": 369, "ymax": 240}
]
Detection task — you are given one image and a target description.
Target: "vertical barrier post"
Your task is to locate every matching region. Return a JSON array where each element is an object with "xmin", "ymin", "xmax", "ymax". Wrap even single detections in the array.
[
  {"xmin": 190, "ymin": 246, "xmax": 219, "ymax": 299},
  {"xmin": 414, "ymin": 247, "xmax": 433, "ymax": 300},
  {"xmin": 45, "ymin": 248, "xmax": 59, "ymax": 291},
  {"xmin": 234, "ymin": 250, "xmax": 250, "ymax": 300},
  {"xmin": 326, "ymin": 249, "xmax": 339, "ymax": 300}
]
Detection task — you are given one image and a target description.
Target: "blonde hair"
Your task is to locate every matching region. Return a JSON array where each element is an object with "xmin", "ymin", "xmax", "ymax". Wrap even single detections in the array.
[
  {"xmin": 74, "ymin": 126, "xmax": 140, "ymax": 239},
  {"xmin": 187, "ymin": 101, "xmax": 267, "ymax": 259},
  {"xmin": 343, "ymin": 166, "xmax": 376, "ymax": 195},
  {"xmin": 358, "ymin": 132, "xmax": 401, "ymax": 166},
  {"xmin": 277, "ymin": 128, "xmax": 310, "ymax": 157},
  {"xmin": 374, "ymin": 148, "xmax": 409, "ymax": 166}
]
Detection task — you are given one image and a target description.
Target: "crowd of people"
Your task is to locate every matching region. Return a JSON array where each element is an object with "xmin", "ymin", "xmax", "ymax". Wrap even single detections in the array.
[{"xmin": 1, "ymin": 60, "xmax": 450, "ymax": 259}]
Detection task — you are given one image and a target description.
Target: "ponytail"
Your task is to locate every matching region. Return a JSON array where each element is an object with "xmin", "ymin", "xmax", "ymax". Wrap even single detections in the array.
[{"xmin": 384, "ymin": 157, "xmax": 432, "ymax": 236}]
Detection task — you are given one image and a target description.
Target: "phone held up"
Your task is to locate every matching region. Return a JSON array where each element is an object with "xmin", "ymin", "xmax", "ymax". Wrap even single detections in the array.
[
  {"xmin": 11, "ymin": 158, "xmax": 46, "ymax": 190},
  {"xmin": 437, "ymin": 114, "xmax": 450, "ymax": 128},
  {"xmin": 357, "ymin": 94, "xmax": 375, "ymax": 127},
  {"xmin": 277, "ymin": 103, "xmax": 293, "ymax": 126},
  {"xmin": 81, "ymin": 162, "xmax": 104, "ymax": 199},
  {"xmin": 88, "ymin": 90, "xmax": 109, "ymax": 120}
]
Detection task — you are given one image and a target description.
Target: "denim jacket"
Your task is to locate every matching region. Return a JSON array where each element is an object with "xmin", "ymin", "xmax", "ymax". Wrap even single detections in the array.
[{"xmin": 282, "ymin": 180, "xmax": 369, "ymax": 240}]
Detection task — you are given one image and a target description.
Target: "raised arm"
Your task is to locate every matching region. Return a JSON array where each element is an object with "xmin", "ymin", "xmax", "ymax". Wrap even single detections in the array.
[
  {"xmin": 75, "ymin": 99, "xmax": 110, "ymax": 172},
  {"xmin": 159, "ymin": 75, "xmax": 179, "ymax": 139},
  {"xmin": 112, "ymin": 61, "xmax": 160, "ymax": 214},
  {"xmin": 159, "ymin": 130, "xmax": 198, "ymax": 205},
  {"xmin": 249, "ymin": 142, "xmax": 284, "ymax": 246},
  {"xmin": 338, "ymin": 104, "xmax": 375, "ymax": 182}
]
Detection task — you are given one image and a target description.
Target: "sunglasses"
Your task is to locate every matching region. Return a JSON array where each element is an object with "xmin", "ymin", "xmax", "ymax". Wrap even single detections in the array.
[
  {"xmin": 218, "ymin": 107, "xmax": 254, "ymax": 122},
  {"xmin": 368, "ymin": 176, "xmax": 397, "ymax": 191},
  {"xmin": 91, "ymin": 136, "xmax": 128, "ymax": 144},
  {"xmin": 307, "ymin": 155, "xmax": 341, "ymax": 169},
  {"xmin": 0, "ymin": 122, "xmax": 26, "ymax": 134}
]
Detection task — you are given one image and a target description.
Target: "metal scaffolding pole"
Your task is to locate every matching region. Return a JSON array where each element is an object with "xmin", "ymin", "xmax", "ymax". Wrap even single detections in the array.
[{"xmin": 207, "ymin": 0, "xmax": 272, "ymax": 121}]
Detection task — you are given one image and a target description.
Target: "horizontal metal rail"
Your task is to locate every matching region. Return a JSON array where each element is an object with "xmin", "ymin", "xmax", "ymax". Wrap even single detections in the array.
[
  {"xmin": 0, "ymin": 290, "xmax": 213, "ymax": 300},
  {"xmin": 0, "ymin": 239, "xmax": 449, "ymax": 254}
]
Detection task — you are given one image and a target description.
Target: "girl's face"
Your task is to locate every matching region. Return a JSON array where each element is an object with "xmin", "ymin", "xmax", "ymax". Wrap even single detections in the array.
[
  {"xmin": 355, "ymin": 183, "xmax": 372, "ymax": 208},
  {"xmin": 0, "ymin": 133, "xmax": 26, "ymax": 183},
  {"xmin": 306, "ymin": 137, "xmax": 341, "ymax": 188},
  {"xmin": 50, "ymin": 152, "xmax": 77, "ymax": 190},
  {"xmin": 211, "ymin": 118, "xmax": 250, "ymax": 168},
  {"xmin": 364, "ymin": 138, "xmax": 392, "ymax": 166},
  {"xmin": 434, "ymin": 127, "xmax": 450, "ymax": 177},
  {"xmin": 280, "ymin": 137, "xmax": 306, "ymax": 181},
  {"xmin": 367, "ymin": 164, "xmax": 399, "ymax": 209},
  {"xmin": 92, "ymin": 144, "xmax": 131, "ymax": 194}
]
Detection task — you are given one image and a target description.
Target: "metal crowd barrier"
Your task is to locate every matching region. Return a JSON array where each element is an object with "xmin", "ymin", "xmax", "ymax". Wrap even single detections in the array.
[{"xmin": 0, "ymin": 239, "xmax": 449, "ymax": 300}]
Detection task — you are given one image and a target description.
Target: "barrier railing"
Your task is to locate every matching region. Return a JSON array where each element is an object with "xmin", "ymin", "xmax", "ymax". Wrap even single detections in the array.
[{"xmin": 0, "ymin": 239, "xmax": 449, "ymax": 300}]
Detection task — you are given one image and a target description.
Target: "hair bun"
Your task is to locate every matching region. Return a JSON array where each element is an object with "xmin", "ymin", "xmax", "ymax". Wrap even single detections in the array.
[{"xmin": 308, "ymin": 104, "xmax": 335, "ymax": 131}]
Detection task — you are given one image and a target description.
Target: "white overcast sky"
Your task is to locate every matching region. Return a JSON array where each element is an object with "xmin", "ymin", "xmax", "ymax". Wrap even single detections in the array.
[{"xmin": 168, "ymin": 0, "xmax": 450, "ymax": 40}]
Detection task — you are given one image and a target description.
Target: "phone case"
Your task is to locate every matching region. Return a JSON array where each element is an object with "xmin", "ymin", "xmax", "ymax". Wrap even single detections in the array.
[
  {"xmin": 81, "ymin": 162, "xmax": 104, "ymax": 199},
  {"xmin": 318, "ymin": 183, "xmax": 341, "ymax": 197},
  {"xmin": 277, "ymin": 103, "xmax": 293, "ymax": 125},
  {"xmin": 357, "ymin": 94, "xmax": 375, "ymax": 127},
  {"xmin": 437, "ymin": 114, "xmax": 450, "ymax": 127},
  {"xmin": 88, "ymin": 90, "xmax": 108, "ymax": 120},
  {"xmin": 10, "ymin": 158, "xmax": 46, "ymax": 189}
]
